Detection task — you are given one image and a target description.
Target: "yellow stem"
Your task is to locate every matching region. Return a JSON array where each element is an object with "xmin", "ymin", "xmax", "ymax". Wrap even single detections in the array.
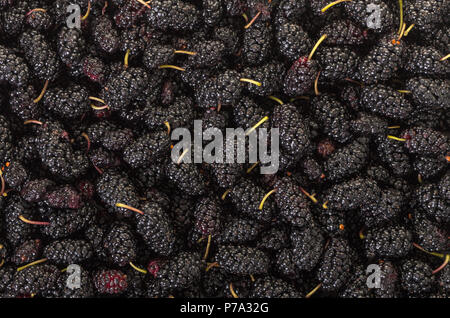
[
  {"xmin": 130, "ymin": 261, "xmax": 148, "ymax": 274},
  {"xmin": 81, "ymin": 1, "xmax": 91, "ymax": 21},
  {"xmin": 174, "ymin": 50, "xmax": 197, "ymax": 56},
  {"xmin": 33, "ymin": 80, "xmax": 49, "ymax": 103},
  {"xmin": 159, "ymin": 65, "xmax": 185, "ymax": 71},
  {"xmin": 17, "ymin": 258, "xmax": 47, "ymax": 272},
  {"xmin": 305, "ymin": 283, "xmax": 322, "ymax": 298},
  {"xmin": 164, "ymin": 121, "xmax": 171, "ymax": 135},
  {"xmin": 259, "ymin": 189, "xmax": 276, "ymax": 210},
  {"xmin": 314, "ymin": 71, "xmax": 321, "ymax": 96},
  {"xmin": 221, "ymin": 189, "xmax": 231, "ymax": 201},
  {"xmin": 246, "ymin": 162, "xmax": 260, "ymax": 174},
  {"xmin": 245, "ymin": 116, "xmax": 269, "ymax": 136},
  {"xmin": 115, "ymin": 203, "xmax": 144, "ymax": 215},
  {"xmin": 308, "ymin": 34, "xmax": 327, "ymax": 60},
  {"xmin": 202, "ymin": 235, "xmax": 212, "ymax": 260},
  {"xmin": 89, "ymin": 96, "xmax": 106, "ymax": 104},
  {"xmin": 124, "ymin": 49, "xmax": 130, "ymax": 68},
  {"xmin": 229, "ymin": 283, "xmax": 239, "ymax": 298},
  {"xmin": 177, "ymin": 148, "xmax": 190, "ymax": 165},
  {"xmin": 136, "ymin": 0, "xmax": 151, "ymax": 8},
  {"xmin": 404, "ymin": 24, "xmax": 414, "ymax": 36},
  {"xmin": 240, "ymin": 78, "xmax": 262, "ymax": 87},
  {"xmin": 387, "ymin": 135, "xmax": 406, "ymax": 142},
  {"xmin": 321, "ymin": 0, "xmax": 352, "ymax": 13},
  {"xmin": 268, "ymin": 96, "xmax": 284, "ymax": 105},
  {"xmin": 440, "ymin": 54, "xmax": 450, "ymax": 61},
  {"xmin": 398, "ymin": 0, "xmax": 403, "ymax": 36},
  {"xmin": 244, "ymin": 11, "xmax": 261, "ymax": 29}
]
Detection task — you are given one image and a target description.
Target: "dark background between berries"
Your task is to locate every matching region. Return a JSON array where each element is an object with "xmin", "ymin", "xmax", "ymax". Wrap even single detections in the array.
[{"xmin": 0, "ymin": 0, "xmax": 448, "ymax": 299}]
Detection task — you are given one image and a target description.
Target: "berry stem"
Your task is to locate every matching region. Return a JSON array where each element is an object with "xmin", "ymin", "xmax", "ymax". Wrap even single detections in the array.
[
  {"xmin": 221, "ymin": 189, "xmax": 231, "ymax": 201},
  {"xmin": 24, "ymin": 120, "xmax": 43, "ymax": 125},
  {"xmin": 136, "ymin": 0, "xmax": 152, "ymax": 9},
  {"xmin": 164, "ymin": 121, "xmax": 171, "ymax": 135},
  {"xmin": 202, "ymin": 234, "xmax": 212, "ymax": 260},
  {"xmin": 299, "ymin": 187, "xmax": 318, "ymax": 203},
  {"xmin": 244, "ymin": 11, "xmax": 261, "ymax": 29},
  {"xmin": 17, "ymin": 258, "xmax": 48, "ymax": 272},
  {"xmin": 81, "ymin": 132, "xmax": 91, "ymax": 152},
  {"xmin": 246, "ymin": 161, "xmax": 260, "ymax": 174},
  {"xmin": 173, "ymin": 50, "xmax": 197, "ymax": 56},
  {"xmin": 321, "ymin": 0, "xmax": 352, "ymax": 13},
  {"xmin": 398, "ymin": 0, "xmax": 403, "ymax": 36},
  {"xmin": 26, "ymin": 8, "xmax": 47, "ymax": 16},
  {"xmin": 229, "ymin": 283, "xmax": 239, "ymax": 298},
  {"xmin": 91, "ymin": 104, "xmax": 110, "ymax": 110},
  {"xmin": 404, "ymin": 24, "xmax": 414, "ymax": 36},
  {"xmin": 314, "ymin": 71, "xmax": 321, "ymax": 96},
  {"xmin": 177, "ymin": 148, "xmax": 190, "ymax": 165},
  {"xmin": 440, "ymin": 54, "xmax": 450, "ymax": 61},
  {"xmin": 387, "ymin": 135, "xmax": 406, "ymax": 142},
  {"xmin": 432, "ymin": 254, "xmax": 449, "ymax": 274},
  {"xmin": 397, "ymin": 90, "xmax": 411, "ymax": 94},
  {"xmin": 305, "ymin": 283, "xmax": 322, "ymax": 298},
  {"xmin": 322, "ymin": 201, "xmax": 329, "ymax": 209},
  {"xmin": 242, "ymin": 13, "xmax": 249, "ymax": 22},
  {"xmin": 115, "ymin": 203, "xmax": 144, "ymax": 215},
  {"xmin": 124, "ymin": 49, "xmax": 130, "ymax": 68},
  {"xmin": 239, "ymin": 78, "xmax": 262, "ymax": 87},
  {"xmin": 89, "ymin": 96, "xmax": 106, "ymax": 104},
  {"xmin": 308, "ymin": 34, "xmax": 327, "ymax": 60},
  {"xmin": 159, "ymin": 65, "xmax": 185, "ymax": 71},
  {"xmin": 81, "ymin": 1, "xmax": 91, "ymax": 21},
  {"xmin": 33, "ymin": 80, "xmax": 49, "ymax": 104},
  {"xmin": 0, "ymin": 173, "xmax": 4, "ymax": 197},
  {"xmin": 245, "ymin": 116, "xmax": 269, "ymax": 136},
  {"xmin": 258, "ymin": 189, "xmax": 276, "ymax": 210},
  {"xmin": 18, "ymin": 215, "xmax": 50, "ymax": 226},
  {"xmin": 205, "ymin": 262, "xmax": 219, "ymax": 272},
  {"xmin": 268, "ymin": 96, "xmax": 284, "ymax": 105},
  {"xmin": 412, "ymin": 243, "xmax": 445, "ymax": 258},
  {"xmin": 388, "ymin": 126, "xmax": 401, "ymax": 129},
  {"xmin": 129, "ymin": 261, "xmax": 148, "ymax": 274}
]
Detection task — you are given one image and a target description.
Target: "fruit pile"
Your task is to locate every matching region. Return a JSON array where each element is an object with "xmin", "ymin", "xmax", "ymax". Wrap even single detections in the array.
[{"xmin": 0, "ymin": 0, "xmax": 448, "ymax": 298}]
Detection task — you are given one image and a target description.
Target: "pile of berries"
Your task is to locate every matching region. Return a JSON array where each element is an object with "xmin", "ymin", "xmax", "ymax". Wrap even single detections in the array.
[{"xmin": 0, "ymin": 0, "xmax": 448, "ymax": 298}]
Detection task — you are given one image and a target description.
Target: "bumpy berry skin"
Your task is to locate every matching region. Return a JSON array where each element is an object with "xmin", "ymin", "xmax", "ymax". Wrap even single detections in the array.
[
  {"xmin": 43, "ymin": 239, "xmax": 93, "ymax": 265},
  {"xmin": 38, "ymin": 203, "xmax": 95, "ymax": 239},
  {"xmin": 0, "ymin": 45, "xmax": 29, "ymax": 87},
  {"xmin": 203, "ymin": 0, "xmax": 223, "ymax": 26},
  {"xmin": 272, "ymin": 104, "xmax": 311, "ymax": 158},
  {"xmin": 9, "ymin": 86, "xmax": 40, "ymax": 121},
  {"xmin": 340, "ymin": 267, "xmax": 373, "ymax": 298},
  {"xmin": 274, "ymin": 177, "xmax": 312, "ymax": 228},
  {"xmin": 243, "ymin": 22, "xmax": 272, "ymax": 66},
  {"xmin": 350, "ymin": 113, "xmax": 388, "ymax": 138},
  {"xmin": 143, "ymin": 45, "xmax": 175, "ymax": 69},
  {"xmin": 4, "ymin": 194, "xmax": 35, "ymax": 247},
  {"xmin": 365, "ymin": 226, "xmax": 412, "ymax": 259},
  {"xmin": 19, "ymin": 30, "xmax": 61, "ymax": 81},
  {"xmin": 412, "ymin": 213, "xmax": 448, "ymax": 253},
  {"xmin": 290, "ymin": 224, "xmax": 324, "ymax": 271},
  {"xmin": 165, "ymin": 161, "xmax": 206, "ymax": 196},
  {"xmin": 316, "ymin": 46, "xmax": 359, "ymax": 82},
  {"xmin": 250, "ymin": 276, "xmax": 300, "ymax": 298},
  {"xmin": 215, "ymin": 245, "xmax": 270, "ymax": 276},
  {"xmin": 324, "ymin": 178, "xmax": 381, "ymax": 211},
  {"xmin": 145, "ymin": 0, "xmax": 199, "ymax": 32},
  {"xmin": 276, "ymin": 22, "xmax": 311, "ymax": 61},
  {"xmin": 402, "ymin": 127, "xmax": 449, "ymax": 157},
  {"xmin": 283, "ymin": 57, "xmax": 319, "ymax": 96},
  {"xmin": 104, "ymin": 223, "xmax": 137, "ymax": 267},
  {"xmin": 415, "ymin": 184, "xmax": 449, "ymax": 223},
  {"xmin": 135, "ymin": 201, "xmax": 176, "ymax": 256},
  {"xmin": 358, "ymin": 33, "xmax": 404, "ymax": 84},
  {"xmin": 343, "ymin": 0, "xmax": 393, "ymax": 33},
  {"xmin": 57, "ymin": 27, "xmax": 86, "ymax": 69},
  {"xmin": 122, "ymin": 131, "xmax": 169, "ymax": 169},
  {"xmin": 101, "ymin": 67, "xmax": 148, "ymax": 111},
  {"xmin": 95, "ymin": 169, "xmax": 139, "ymax": 217},
  {"xmin": 216, "ymin": 217, "xmax": 262, "ymax": 245},
  {"xmin": 375, "ymin": 137, "xmax": 412, "ymax": 177},
  {"xmin": 242, "ymin": 63, "xmax": 285, "ymax": 97},
  {"xmin": 406, "ymin": 77, "xmax": 449, "ymax": 111},
  {"xmin": 150, "ymin": 252, "xmax": 202, "ymax": 293},
  {"xmin": 12, "ymin": 239, "xmax": 42, "ymax": 265},
  {"xmin": 321, "ymin": 19, "xmax": 368, "ymax": 45},
  {"xmin": 6, "ymin": 264, "xmax": 60, "ymax": 297},
  {"xmin": 228, "ymin": 178, "xmax": 274, "ymax": 223},
  {"xmin": 232, "ymin": 96, "xmax": 270, "ymax": 130},
  {"xmin": 94, "ymin": 269, "xmax": 128, "ymax": 294},
  {"xmin": 324, "ymin": 138, "xmax": 369, "ymax": 182},
  {"xmin": 193, "ymin": 197, "xmax": 222, "ymax": 237},
  {"xmin": 93, "ymin": 16, "xmax": 120, "ymax": 54},
  {"xmin": 43, "ymin": 85, "xmax": 89, "ymax": 120},
  {"xmin": 0, "ymin": 115, "xmax": 14, "ymax": 162},
  {"xmin": 403, "ymin": 45, "xmax": 449, "ymax": 76},
  {"xmin": 188, "ymin": 41, "xmax": 225, "ymax": 68},
  {"xmin": 360, "ymin": 85, "xmax": 412, "ymax": 120},
  {"xmin": 360, "ymin": 189, "xmax": 403, "ymax": 228},
  {"xmin": 43, "ymin": 266, "xmax": 94, "ymax": 298},
  {"xmin": 317, "ymin": 238, "xmax": 354, "ymax": 292},
  {"xmin": 311, "ymin": 94, "xmax": 352, "ymax": 143},
  {"xmin": 414, "ymin": 156, "xmax": 447, "ymax": 180},
  {"xmin": 404, "ymin": 0, "xmax": 447, "ymax": 32},
  {"xmin": 400, "ymin": 260, "xmax": 435, "ymax": 296}
]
